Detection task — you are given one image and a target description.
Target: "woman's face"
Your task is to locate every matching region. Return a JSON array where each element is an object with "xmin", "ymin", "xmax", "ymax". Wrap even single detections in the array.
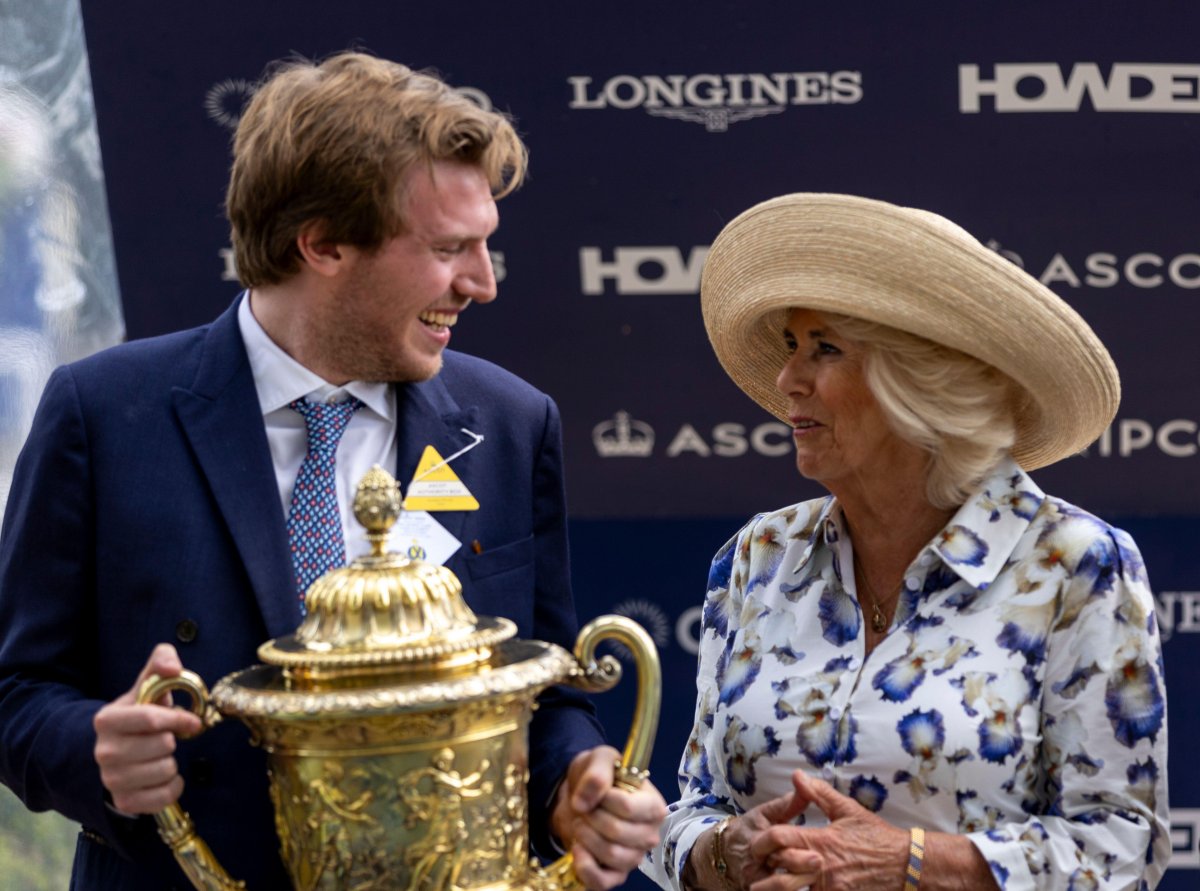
[{"xmin": 774, "ymin": 309, "xmax": 915, "ymax": 495}]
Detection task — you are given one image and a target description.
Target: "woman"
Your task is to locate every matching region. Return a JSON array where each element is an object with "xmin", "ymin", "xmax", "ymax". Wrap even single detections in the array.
[{"xmin": 642, "ymin": 194, "xmax": 1169, "ymax": 891}]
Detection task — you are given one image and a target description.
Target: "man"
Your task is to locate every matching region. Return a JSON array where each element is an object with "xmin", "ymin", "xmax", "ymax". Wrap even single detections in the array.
[{"xmin": 0, "ymin": 52, "xmax": 665, "ymax": 890}]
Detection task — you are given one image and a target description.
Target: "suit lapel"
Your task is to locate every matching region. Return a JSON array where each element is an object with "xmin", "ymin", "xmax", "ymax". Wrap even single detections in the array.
[
  {"xmin": 171, "ymin": 306, "xmax": 482, "ymax": 635},
  {"xmin": 172, "ymin": 301, "xmax": 299, "ymax": 638},
  {"xmin": 394, "ymin": 370, "xmax": 479, "ymax": 548}
]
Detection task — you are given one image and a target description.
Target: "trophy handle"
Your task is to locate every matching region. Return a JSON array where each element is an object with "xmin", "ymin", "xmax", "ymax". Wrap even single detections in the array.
[
  {"xmin": 135, "ymin": 670, "xmax": 246, "ymax": 891},
  {"xmin": 538, "ymin": 615, "xmax": 662, "ymax": 891}
]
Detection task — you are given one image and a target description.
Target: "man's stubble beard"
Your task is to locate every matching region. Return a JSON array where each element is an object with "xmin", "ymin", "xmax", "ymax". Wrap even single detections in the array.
[
  {"xmin": 318, "ymin": 313, "xmax": 445, "ymax": 384},
  {"xmin": 327, "ymin": 269, "xmax": 447, "ymax": 384}
]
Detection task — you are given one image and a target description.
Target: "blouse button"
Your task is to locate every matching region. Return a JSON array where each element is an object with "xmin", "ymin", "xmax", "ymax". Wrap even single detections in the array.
[
  {"xmin": 904, "ymin": 575, "xmax": 920, "ymax": 591},
  {"xmin": 821, "ymin": 766, "xmax": 835, "ymax": 780},
  {"xmin": 829, "ymin": 706, "xmax": 842, "ymax": 721}
]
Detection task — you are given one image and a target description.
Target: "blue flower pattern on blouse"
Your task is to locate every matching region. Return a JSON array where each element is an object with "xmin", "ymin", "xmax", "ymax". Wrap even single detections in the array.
[
  {"xmin": 641, "ymin": 458, "xmax": 1169, "ymax": 891},
  {"xmin": 848, "ymin": 774, "xmax": 889, "ymax": 812}
]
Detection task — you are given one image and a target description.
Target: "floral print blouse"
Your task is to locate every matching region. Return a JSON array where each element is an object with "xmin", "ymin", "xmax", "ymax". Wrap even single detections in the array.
[{"xmin": 641, "ymin": 458, "xmax": 1169, "ymax": 891}]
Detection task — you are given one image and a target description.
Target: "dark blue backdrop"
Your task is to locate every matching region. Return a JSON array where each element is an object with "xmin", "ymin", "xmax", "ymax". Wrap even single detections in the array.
[{"xmin": 79, "ymin": 2, "xmax": 1200, "ymax": 885}]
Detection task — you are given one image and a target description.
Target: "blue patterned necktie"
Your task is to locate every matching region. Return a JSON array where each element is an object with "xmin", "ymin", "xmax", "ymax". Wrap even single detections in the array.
[{"xmin": 285, "ymin": 397, "xmax": 363, "ymax": 612}]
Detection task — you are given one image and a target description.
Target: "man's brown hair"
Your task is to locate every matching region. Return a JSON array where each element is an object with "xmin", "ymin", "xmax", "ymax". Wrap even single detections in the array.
[{"xmin": 226, "ymin": 52, "xmax": 527, "ymax": 286}]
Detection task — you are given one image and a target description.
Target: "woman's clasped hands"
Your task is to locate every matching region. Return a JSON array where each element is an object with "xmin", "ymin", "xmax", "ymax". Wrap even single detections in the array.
[{"xmin": 722, "ymin": 770, "xmax": 909, "ymax": 891}]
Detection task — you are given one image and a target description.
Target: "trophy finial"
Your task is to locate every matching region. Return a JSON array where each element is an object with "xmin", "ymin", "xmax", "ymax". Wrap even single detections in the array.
[
  {"xmin": 352, "ymin": 464, "xmax": 402, "ymax": 556},
  {"xmin": 262, "ymin": 464, "xmax": 509, "ymax": 677}
]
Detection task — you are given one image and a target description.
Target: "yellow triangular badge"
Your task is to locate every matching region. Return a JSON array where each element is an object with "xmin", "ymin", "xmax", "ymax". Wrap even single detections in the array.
[{"xmin": 402, "ymin": 445, "xmax": 480, "ymax": 511}]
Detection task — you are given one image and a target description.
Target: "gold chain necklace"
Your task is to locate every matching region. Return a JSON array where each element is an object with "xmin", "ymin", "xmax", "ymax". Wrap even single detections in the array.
[{"xmin": 854, "ymin": 557, "xmax": 903, "ymax": 634}]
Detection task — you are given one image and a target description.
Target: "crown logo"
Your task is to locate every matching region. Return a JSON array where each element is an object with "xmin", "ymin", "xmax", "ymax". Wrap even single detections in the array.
[
  {"xmin": 593, "ymin": 412, "xmax": 654, "ymax": 457},
  {"xmin": 984, "ymin": 238, "xmax": 1024, "ymax": 269}
]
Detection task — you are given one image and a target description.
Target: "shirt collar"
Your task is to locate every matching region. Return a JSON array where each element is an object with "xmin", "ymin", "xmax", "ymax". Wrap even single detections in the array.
[
  {"xmin": 929, "ymin": 455, "xmax": 1046, "ymax": 591},
  {"xmin": 237, "ymin": 291, "xmax": 394, "ymax": 420},
  {"xmin": 789, "ymin": 495, "xmax": 838, "ymax": 576},
  {"xmin": 787, "ymin": 456, "xmax": 1046, "ymax": 592}
]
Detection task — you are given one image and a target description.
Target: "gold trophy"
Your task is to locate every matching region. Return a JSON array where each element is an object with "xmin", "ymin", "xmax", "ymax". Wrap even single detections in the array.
[{"xmin": 137, "ymin": 466, "xmax": 660, "ymax": 891}]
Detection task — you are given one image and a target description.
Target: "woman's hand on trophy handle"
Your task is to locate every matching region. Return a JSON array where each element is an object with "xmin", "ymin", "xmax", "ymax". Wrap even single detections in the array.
[
  {"xmin": 552, "ymin": 744, "xmax": 668, "ymax": 891},
  {"xmin": 93, "ymin": 643, "xmax": 203, "ymax": 815}
]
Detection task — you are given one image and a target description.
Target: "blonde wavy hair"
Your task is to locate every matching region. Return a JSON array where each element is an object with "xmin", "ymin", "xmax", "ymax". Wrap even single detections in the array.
[
  {"xmin": 227, "ymin": 52, "xmax": 527, "ymax": 286},
  {"xmin": 822, "ymin": 312, "xmax": 1025, "ymax": 509}
]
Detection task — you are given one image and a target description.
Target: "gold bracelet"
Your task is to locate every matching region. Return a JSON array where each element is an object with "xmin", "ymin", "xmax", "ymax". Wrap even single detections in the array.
[
  {"xmin": 904, "ymin": 826, "xmax": 926, "ymax": 891},
  {"xmin": 711, "ymin": 815, "xmax": 736, "ymax": 890}
]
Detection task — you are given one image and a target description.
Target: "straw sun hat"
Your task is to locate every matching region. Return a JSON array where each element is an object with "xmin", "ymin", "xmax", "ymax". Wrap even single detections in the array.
[{"xmin": 700, "ymin": 193, "xmax": 1119, "ymax": 471}]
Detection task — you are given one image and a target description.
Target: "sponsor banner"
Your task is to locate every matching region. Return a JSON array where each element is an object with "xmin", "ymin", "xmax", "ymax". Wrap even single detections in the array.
[
  {"xmin": 204, "ymin": 78, "xmax": 496, "ymax": 131},
  {"xmin": 593, "ymin": 411, "xmax": 794, "ymax": 460},
  {"xmin": 1157, "ymin": 592, "xmax": 1200, "ymax": 643},
  {"xmin": 77, "ymin": 8, "xmax": 1200, "ymax": 889},
  {"xmin": 220, "ymin": 247, "xmax": 509, "ymax": 285},
  {"xmin": 1172, "ymin": 809, "xmax": 1200, "ymax": 870},
  {"xmin": 990, "ymin": 243, "xmax": 1200, "ymax": 291},
  {"xmin": 960, "ymin": 63, "xmax": 1200, "ymax": 114},
  {"xmin": 1088, "ymin": 419, "xmax": 1200, "ymax": 459},
  {"xmin": 580, "ymin": 246, "xmax": 708, "ymax": 295},
  {"xmin": 576, "ymin": 410, "xmax": 1200, "ymax": 517},
  {"xmin": 568, "ymin": 71, "xmax": 862, "ymax": 132},
  {"xmin": 578, "ymin": 242, "xmax": 1200, "ymax": 295}
]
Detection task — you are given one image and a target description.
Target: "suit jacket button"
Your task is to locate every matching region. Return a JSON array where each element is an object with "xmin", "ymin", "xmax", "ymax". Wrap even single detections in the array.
[{"xmin": 175, "ymin": 619, "xmax": 198, "ymax": 643}]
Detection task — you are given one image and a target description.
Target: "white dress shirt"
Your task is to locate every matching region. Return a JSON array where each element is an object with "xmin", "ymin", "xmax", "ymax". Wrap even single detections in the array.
[{"xmin": 237, "ymin": 293, "xmax": 397, "ymax": 560}]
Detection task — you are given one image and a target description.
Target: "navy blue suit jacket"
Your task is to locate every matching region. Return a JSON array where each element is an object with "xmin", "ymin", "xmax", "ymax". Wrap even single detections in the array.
[{"xmin": 0, "ymin": 300, "xmax": 604, "ymax": 889}]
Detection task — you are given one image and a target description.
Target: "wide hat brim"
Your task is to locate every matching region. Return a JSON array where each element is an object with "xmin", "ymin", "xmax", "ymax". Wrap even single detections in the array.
[{"xmin": 701, "ymin": 193, "xmax": 1119, "ymax": 471}]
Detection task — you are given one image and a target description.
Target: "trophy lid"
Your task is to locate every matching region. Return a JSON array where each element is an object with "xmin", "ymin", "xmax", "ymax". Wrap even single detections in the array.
[{"xmin": 256, "ymin": 465, "xmax": 516, "ymax": 680}]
